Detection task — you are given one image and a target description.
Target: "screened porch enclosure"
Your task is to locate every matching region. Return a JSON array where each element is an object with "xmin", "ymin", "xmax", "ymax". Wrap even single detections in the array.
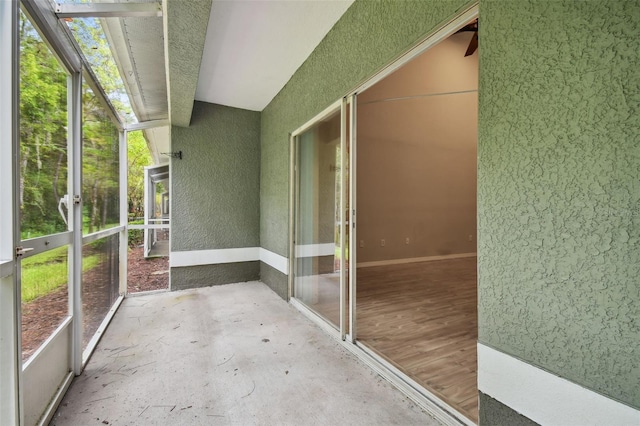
[
  {"xmin": 1, "ymin": 1, "xmax": 170, "ymax": 424},
  {"xmin": 142, "ymin": 164, "xmax": 170, "ymax": 258}
]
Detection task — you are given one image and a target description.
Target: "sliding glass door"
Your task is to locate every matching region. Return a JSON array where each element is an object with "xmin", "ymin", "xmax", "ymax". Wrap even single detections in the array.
[{"xmin": 292, "ymin": 105, "xmax": 345, "ymax": 330}]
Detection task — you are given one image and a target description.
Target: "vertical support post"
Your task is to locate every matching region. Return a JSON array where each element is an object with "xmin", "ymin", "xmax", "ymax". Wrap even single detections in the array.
[
  {"xmin": 119, "ymin": 130, "xmax": 127, "ymax": 294},
  {"xmin": 339, "ymin": 97, "xmax": 347, "ymax": 340},
  {"xmin": 69, "ymin": 71, "xmax": 83, "ymax": 375},
  {"xmin": 287, "ymin": 134, "xmax": 296, "ymax": 300},
  {"xmin": 348, "ymin": 95, "xmax": 357, "ymax": 343},
  {"xmin": 143, "ymin": 166, "xmax": 150, "ymax": 257},
  {"xmin": 0, "ymin": 1, "xmax": 21, "ymax": 423}
]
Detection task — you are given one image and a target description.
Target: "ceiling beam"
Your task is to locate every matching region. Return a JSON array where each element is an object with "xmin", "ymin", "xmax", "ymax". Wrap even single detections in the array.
[
  {"xmin": 126, "ymin": 119, "xmax": 170, "ymax": 131},
  {"xmin": 55, "ymin": 3, "xmax": 162, "ymax": 19},
  {"xmin": 165, "ymin": 0, "xmax": 213, "ymax": 127}
]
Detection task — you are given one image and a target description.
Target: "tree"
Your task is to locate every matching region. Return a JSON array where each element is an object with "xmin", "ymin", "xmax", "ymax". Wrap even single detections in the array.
[
  {"xmin": 19, "ymin": 12, "xmax": 151, "ymax": 237},
  {"xmin": 127, "ymin": 131, "xmax": 152, "ymax": 220},
  {"xmin": 19, "ymin": 13, "xmax": 68, "ymax": 238}
]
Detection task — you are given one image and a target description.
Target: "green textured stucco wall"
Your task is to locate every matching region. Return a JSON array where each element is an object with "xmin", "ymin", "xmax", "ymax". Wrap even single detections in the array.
[
  {"xmin": 478, "ymin": 0, "xmax": 640, "ymax": 410},
  {"xmin": 479, "ymin": 393, "xmax": 538, "ymax": 426},
  {"xmin": 260, "ymin": 263, "xmax": 288, "ymax": 299},
  {"xmin": 171, "ymin": 262, "xmax": 259, "ymax": 291},
  {"xmin": 171, "ymin": 102, "xmax": 260, "ymax": 287},
  {"xmin": 260, "ymin": 0, "xmax": 472, "ymax": 297}
]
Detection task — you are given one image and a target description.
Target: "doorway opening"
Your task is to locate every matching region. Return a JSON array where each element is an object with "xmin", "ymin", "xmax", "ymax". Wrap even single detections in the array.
[
  {"xmin": 355, "ymin": 22, "xmax": 478, "ymax": 422},
  {"xmin": 290, "ymin": 9, "xmax": 479, "ymax": 424}
]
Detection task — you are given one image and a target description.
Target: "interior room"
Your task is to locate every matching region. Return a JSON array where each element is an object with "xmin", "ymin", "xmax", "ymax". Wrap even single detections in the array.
[{"xmin": 355, "ymin": 26, "xmax": 479, "ymax": 421}]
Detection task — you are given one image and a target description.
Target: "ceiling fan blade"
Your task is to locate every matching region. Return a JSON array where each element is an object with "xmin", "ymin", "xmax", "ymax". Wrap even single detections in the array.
[{"xmin": 464, "ymin": 32, "xmax": 478, "ymax": 57}]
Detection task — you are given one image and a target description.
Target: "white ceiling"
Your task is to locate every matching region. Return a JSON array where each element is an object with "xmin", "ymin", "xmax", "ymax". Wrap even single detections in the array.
[{"xmin": 195, "ymin": 0, "xmax": 354, "ymax": 112}]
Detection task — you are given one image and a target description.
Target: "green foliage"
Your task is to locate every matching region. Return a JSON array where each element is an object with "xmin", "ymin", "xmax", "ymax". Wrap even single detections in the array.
[
  {"xmin": 128, "ymin": 219, "xmax": 145, "ymax": 247},
  {"xmin": 19, "ymin": 14, "xmax": 68, "ymax": 238},
  {"xmin": 128, "ymin": 131, "xmax": 152, "ymax": 219},
  {"xmin": 19, "ymin": 12, "xmax": 136, "ymax": 238},
  {"xmin": 21, "ymin": 246, "xmax": 101, "ymax": 303},
  {"xmin": 18, "ymin": 12, "xmax": 152, "ymax": 304},
  {"xmin": 82, "ymin": 83, "xmax": 120, "ymax": 234}
]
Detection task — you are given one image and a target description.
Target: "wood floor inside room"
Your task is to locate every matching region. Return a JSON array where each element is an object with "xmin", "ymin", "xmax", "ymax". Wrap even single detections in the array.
[{"xmin": 356, "ymin": 257, "xmax": 478, "ymax": 422}]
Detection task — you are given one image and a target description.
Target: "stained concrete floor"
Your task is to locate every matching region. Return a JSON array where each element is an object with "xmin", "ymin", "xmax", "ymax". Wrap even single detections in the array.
[{"xmin": 51, "ymin": 281, "xmax": 441, "ymax": 426}]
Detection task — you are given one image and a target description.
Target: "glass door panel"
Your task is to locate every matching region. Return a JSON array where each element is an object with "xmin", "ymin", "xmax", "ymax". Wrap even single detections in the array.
[{"xmin": 293, "ymin": 109, "xmax": 342, "ymax": 328}]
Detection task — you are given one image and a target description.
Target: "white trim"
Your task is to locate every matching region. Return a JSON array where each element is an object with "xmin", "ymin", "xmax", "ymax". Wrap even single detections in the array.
[
  {"xmin": 82, "ymin": 295, "xmax": 124, "ymax": 367},
  {"xmin": 125, "ymin": 119, "xmax": 169, "ymax": 131},
  {"xmin": 0, "ymin": 259, "xmax": 13, "ymax": 279},
  {"xmin": 128, "ymin": 224, "xmax": 169, "ymax": 230},
  {"xmin": 36, "ymin": 372, "xmax": 73, "ymax": 426},
  {"xmin": 478, "ymin": 343, "xmax": 640, "ymax": 426},
  {"xmin": 357, "ymin": 252, "xmax": 476, "ymax": 268},
  {"xmin": 352, "ymin": 3, "xmax": 478, "ymax": 95},
  {"xmin": 294, "ymin": 243, "xmax": 335, "ymax": 258},
  {"xmin": 81, "ymin": 226, "xmax": 124, "ymax": 244},
  {"xmin": 291, "ymin": 98, "xmax": 342, "ymax": 137},
  {"xmin": 259, "ymin": 248, "xmax": 289, "ymax": 275},
  {"xmin": 170, "ymin": 247, "xmax": 260, "ymax": 267},
  {"xmin": 22, "ymin": 316, "xmax": 72, "ymax": 371},
  {"xmin": 170, "ymin": 247, "xmax": 291, "ymax": 275}
]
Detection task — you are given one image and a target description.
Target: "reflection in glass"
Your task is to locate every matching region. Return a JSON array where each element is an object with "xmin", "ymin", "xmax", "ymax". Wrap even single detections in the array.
[
  {"xmin": 83, "ymin": 81, "xmax": 120, "ymax": 234},
  {"xmin": 21, "ymin": 247, "xmax": 69, "ymax": 361},
  {"xmin": 294, "ymin": 110, "xmax": 342, "ymax": 328},
  {"xmin": 19, "ymin": 11, "xmax": 69, "ymax": 239},
  {"xmin": 82, "ymin": 235, "xmax": 120, "ymax": 350}
]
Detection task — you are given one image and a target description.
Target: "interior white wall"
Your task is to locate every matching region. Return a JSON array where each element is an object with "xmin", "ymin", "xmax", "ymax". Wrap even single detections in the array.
[{"xmin": 356, "ymin": 32, "xmax": 478, "ymax": 264}]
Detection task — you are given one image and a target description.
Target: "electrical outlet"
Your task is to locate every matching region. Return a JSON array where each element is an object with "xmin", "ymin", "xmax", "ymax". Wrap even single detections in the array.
[
  {"xmin": 360, "ymin": 240, "xmax": 364, "ymax": 248},
  {"xmin": 468, "ymin": 234, "xmax": 473, "ymax": 242},
  {"xmin": 381, "ymin": 239, "xmax": 385, "ymax": 247},
  {"xmin": 405, "ymin": 237, "xmax": 410, "ymax": 245}
]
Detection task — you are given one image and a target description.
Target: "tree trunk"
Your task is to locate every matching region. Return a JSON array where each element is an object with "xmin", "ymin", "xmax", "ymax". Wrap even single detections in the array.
[
  {"xmin": 52, "ymin": 151, "xmax": 63, "ymax": 202},
  {"xmin": 102, "ymin": 188, "xmax": 108, "ymax": 227},
  {"xmin": 20, "ymin": 146, "xmax": 29, "ymax": 208},
  {"xmin": 91, "ymin": 180, "xmax": 99, "ymax": 233}
]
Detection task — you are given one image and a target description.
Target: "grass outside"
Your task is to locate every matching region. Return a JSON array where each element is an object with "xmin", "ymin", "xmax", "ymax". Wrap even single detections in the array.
[{"xmin": 21, "ymin": 246, "xmax": 101, "ymax": 303}]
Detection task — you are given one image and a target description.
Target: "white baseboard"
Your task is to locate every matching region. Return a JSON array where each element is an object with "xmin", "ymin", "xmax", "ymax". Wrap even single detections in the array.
[
  {"xmin": 294, "ymin": 243, "xmax": 335, "ymax": 258},
  {"xmin": 357, "ymin": 252, "xmax": 476, "ymax": 268},
  {"xmin": 478, "ymin": 343, "xmax": 640, "ymax": 426},
  {"xmin": 170, "ymin": 247, "xmax": 289, "ymax": 275},
  {"xmin": 259, "ymin": 248, "xmax": 288, "ymax": 275},
  {"xmin": 170, "ymin": 248, "xmax": 476, "ymax": 275},
  {"xmin": 170, "ymin": 247, "xmax": 260, "ymax": 267}
]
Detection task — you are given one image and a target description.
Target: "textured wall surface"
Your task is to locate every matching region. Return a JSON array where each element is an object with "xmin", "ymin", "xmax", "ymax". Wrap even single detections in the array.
[
  {"xmin": 259, "ymin": 0, "xmax": 471, "ymax": 300},
  {"xmin": 166, "ymin": 0, "xmax": 212, "ymax": 127},
  {"xmin": 260, "ymin": 262, "xmax": 288, "ymax": 300},
  {"xmin": 478, "ymin": 393, "xmax": 538, "ymax": 426},
  {"xmin": 170, "ymin": 263, "xmax": 259, "ymax": 291},
  {"xmin": 171, "ymin": 102, "xmax": 260, "ymax": 287},
  {"xmin": 260, "ymin": 0, "xmax": 472, "ymax": 261},
  {"xmin": 479, "ymin": 0, "xmax": 640, "ymax": 409}
]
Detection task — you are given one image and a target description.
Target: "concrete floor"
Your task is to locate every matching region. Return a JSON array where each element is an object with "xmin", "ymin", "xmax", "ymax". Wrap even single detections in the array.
[{"xmin": 51, "ymin": 281, "xmax": 441, "ymax": 426}]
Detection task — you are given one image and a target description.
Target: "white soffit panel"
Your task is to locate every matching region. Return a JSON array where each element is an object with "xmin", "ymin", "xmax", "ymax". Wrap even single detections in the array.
[
  {"xmin": 143, "ymin": 126, "xmax": 170, "ymax": 165},
  {"xmin": 195, "ymin": 0, "xmax": 354, "ymax": 111}
]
